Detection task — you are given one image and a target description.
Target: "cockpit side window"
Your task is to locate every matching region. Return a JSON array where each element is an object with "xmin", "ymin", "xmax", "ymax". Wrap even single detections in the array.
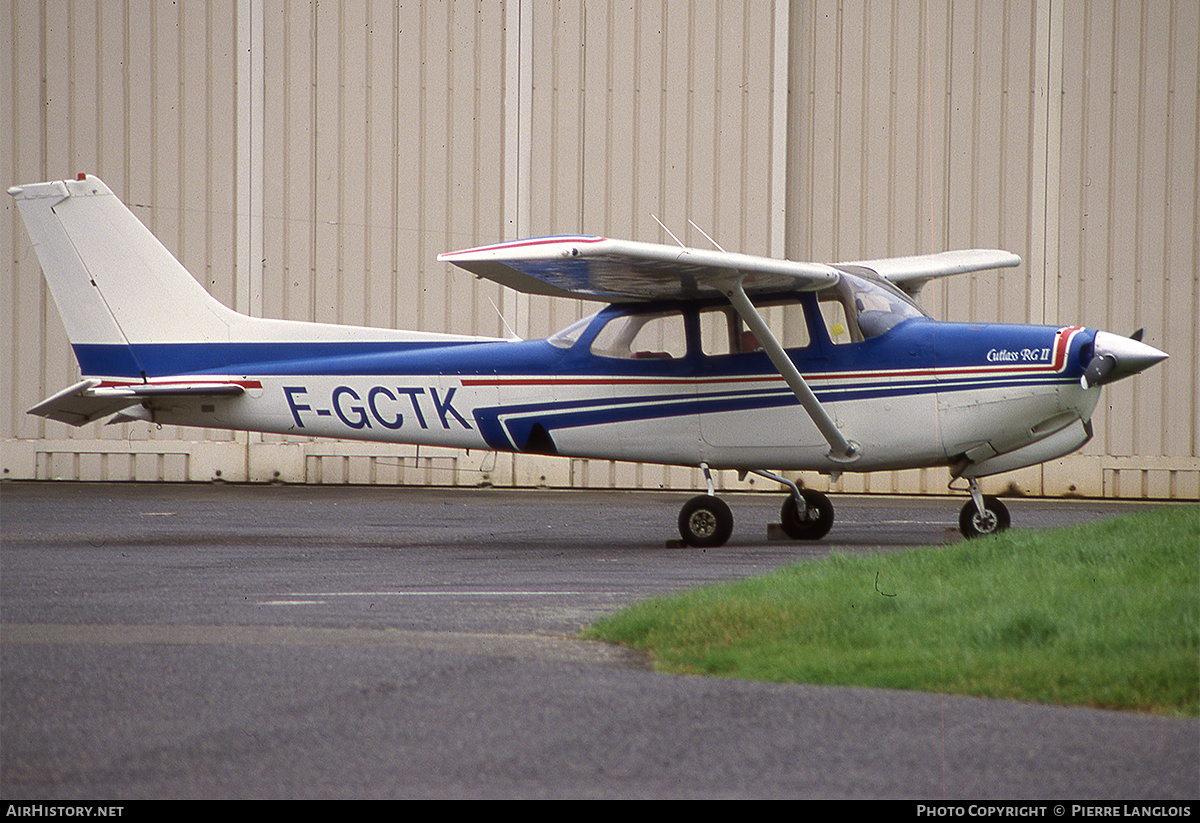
[{"xmin": 698, "ymin": 307, "xmax": 737, "ymax": 356}]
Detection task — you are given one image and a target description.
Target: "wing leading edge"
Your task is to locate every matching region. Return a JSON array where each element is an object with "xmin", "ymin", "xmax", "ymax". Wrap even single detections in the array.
[{"xmin": 437, "ymin": 236, "xmax": 843, "ymax": 302}]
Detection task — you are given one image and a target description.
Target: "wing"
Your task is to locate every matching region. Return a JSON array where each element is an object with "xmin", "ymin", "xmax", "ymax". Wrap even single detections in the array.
[
  {"xmin": 440, "ymin": 236, "xmax": 1019, "ymax": 301},
  {"xmin": 438, "ymin": 236, "xmax": 842, "ymax": 301},
  {"xmin": 439, "ymin": 236, "xmax": 1018, "ymax": 464},
  {"xmin": 840, "ymin": 249, "xmax": 1021, "ymax": 297},
  {"xmin": 29, "ymin": 379, "xmax": 248, "ymax": 426},
  {"xmin": 442, "ymin": 235, "xmax": 860, "ymax": 461}
]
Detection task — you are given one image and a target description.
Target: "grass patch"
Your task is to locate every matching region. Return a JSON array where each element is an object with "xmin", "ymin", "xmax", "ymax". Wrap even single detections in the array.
[{"xmin": 584, "ymin": 505, "xmax": 1199, "ymax": 715}]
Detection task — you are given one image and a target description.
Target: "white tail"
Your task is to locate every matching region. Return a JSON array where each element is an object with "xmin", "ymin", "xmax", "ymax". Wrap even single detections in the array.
[
  {"xmin": 10, "ymin": 175, "xmax": 245, "ymax": 346},
  {"xmin": 10, "ymin": 175, "xmax": 495, "ymax": 378}
]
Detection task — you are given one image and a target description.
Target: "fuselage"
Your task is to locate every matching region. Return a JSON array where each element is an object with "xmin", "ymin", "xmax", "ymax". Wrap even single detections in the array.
[{"xmin": 85, "ymin": 287, "xmax": 1103, "ymax": 480}]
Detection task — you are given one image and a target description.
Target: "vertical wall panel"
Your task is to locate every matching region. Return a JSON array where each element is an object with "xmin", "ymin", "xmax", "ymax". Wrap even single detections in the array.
[
  {"xmin": 525, "ymin": 0, "xmax": 585, "ymax": 341},
  {"xmin": 1163, "ymin": 0, "xmax": 1200, "ymax": 467},
  {"xmin": 3, "ymin": 0, "xmax": 44, "ymax": 450},
  {"xmin": 3, "ymin": 0, "xmax": 1196, "ymax": 497},
  {"xmin": 1057, "ymin": 0, "xmax": 1198, "ymax": 476},
  {"xmin": 788, "ymin": 0, "xmax": 1196, "ymax": 498}
]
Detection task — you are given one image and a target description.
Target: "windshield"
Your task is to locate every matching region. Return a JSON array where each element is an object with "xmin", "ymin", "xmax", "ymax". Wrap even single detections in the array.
[{"xmin": 827, "ymin": 269, "xmax": 926, "ymax": 339}]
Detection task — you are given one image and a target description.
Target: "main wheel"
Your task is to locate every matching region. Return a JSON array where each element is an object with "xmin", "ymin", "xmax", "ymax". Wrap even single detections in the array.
[
  {"xmin": 959, "ymin": 496, "xmax": 1010, "ymax": 538},
  {"xmin": 780, "ymin": 489, "xmax": 835, "ymax": 540},
  {"xmin": 678, "ymin": 495, "xmax": 734, "ymax": 548}
]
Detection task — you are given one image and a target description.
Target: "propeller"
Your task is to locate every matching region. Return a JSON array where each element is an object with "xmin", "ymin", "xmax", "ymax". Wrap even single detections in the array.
[{"xmin": 1080, "ymin": 329, "xmax": 1168, "ymax": 389}]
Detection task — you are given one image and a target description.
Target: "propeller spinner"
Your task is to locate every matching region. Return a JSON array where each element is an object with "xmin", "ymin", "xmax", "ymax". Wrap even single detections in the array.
[{"xmin": 1081, "ymin": 330, "xmax": 1169, "ymax": 389}]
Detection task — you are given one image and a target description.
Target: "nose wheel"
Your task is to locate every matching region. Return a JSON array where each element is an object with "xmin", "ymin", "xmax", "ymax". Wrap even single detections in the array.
[{"xmin": 959, "ymin": 479, "xmax": 1010, "ymax": 538}]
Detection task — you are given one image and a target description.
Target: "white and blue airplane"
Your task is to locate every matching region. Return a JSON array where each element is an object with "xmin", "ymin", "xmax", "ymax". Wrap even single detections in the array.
[{"xmin": 10, "ymin": 174, "xmax": 1168, "ymax": 546}]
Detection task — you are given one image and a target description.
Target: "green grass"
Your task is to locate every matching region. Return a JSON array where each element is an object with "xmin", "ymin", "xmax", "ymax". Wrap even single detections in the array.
[{"xmin": 584, "ymin": 505, "xmax": 1200, "ymax": 715}]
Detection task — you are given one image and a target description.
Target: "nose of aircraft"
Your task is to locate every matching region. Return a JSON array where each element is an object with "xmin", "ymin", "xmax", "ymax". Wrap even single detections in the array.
[{"xmin": 1081, "ymin": 330, "xmax": 1169, "ymax": 389}]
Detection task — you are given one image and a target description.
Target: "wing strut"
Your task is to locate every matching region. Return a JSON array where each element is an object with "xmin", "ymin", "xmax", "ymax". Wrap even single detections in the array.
[{"xmin": 721, "ymin": 278, "xmax": 861, "ymax": 463}]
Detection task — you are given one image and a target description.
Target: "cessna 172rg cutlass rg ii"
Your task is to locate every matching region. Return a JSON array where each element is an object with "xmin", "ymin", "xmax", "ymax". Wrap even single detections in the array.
[{"xmin": 10, "ymin": 175, "xmax": 1168, "ymax": 546}]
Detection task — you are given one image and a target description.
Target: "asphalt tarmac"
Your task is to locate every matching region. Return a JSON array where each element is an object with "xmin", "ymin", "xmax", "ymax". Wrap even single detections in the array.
[{"xmin": 1, "ymin": 481, "xmax": 1196, "ymax": 799}]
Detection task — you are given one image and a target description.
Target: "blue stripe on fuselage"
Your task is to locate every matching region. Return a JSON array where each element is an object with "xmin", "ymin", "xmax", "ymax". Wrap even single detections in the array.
[
  {"xmin": 69, "ymin": 320, "xmax": 1089, "ymax": 390},
  {"xmin": 73, "ymin": 339, "xmax": 510, "ymax": 379},
  {"xmin": 71, "ymin": 337, "xmax": 708, "ymax": 379}
]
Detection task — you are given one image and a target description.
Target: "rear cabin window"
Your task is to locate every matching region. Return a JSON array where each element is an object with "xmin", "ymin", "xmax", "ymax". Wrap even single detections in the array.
[
  {"xmin": 589, "ymin": 311, "xmax": 688, "ymax": 360},
  {"xmin": 547, "ymin": 313, "xmax": 596, "ymax": 349}
]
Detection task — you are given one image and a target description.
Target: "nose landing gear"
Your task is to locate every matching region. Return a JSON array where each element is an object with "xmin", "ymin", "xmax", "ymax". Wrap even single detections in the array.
[{"xmin": 959, "ymin": 478, "xmax": 1010, "ymax": 538}]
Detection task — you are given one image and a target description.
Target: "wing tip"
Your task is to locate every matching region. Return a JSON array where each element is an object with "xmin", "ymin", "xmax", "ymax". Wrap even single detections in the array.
[{"xmin": 440, "ymin": 235, "xmax": 606, "ymax": 262}]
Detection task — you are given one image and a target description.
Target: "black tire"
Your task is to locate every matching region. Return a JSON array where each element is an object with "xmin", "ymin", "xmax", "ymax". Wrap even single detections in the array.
[
  {"xmin": 780, "ymin": 489, "xmax": 835, "ymax": 540},
  {"xmin": 678, "ymin": 495, "xmax": 734, "ymax": 548},
  {"xmin": 959, "ymin": 495, "xmax": 1010, "ymax": 539}
]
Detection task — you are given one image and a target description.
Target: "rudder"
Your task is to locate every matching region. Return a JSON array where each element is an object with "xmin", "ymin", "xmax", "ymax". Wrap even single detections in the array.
[{"xmin": 9, "ymin": 174, "xmax": 238, "ymax": 349}]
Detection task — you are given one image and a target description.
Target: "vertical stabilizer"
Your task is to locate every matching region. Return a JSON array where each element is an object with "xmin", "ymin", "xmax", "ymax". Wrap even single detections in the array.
[
  {"xmin": 9, "ymin": 175, "xmax": 237, "ymax": 346},
  {"xmin": 11, "ymin": 175, "xmax": 498, "ymax": 380}
]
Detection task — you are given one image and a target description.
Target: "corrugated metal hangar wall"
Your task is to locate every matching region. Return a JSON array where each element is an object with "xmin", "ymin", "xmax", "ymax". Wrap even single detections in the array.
[{"xmin": 3, "ymin": 0, "xmax": 1197, "ymax": 499}]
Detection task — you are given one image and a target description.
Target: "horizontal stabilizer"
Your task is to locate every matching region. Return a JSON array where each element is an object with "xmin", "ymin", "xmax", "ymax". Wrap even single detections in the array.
[{"xmin": 28, "ymin": 379, "xmax": 248, "ymax": 426}]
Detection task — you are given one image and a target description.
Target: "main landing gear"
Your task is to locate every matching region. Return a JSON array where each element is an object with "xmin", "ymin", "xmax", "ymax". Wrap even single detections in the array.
[
  {"xmin": 678, "ymin": 494, "xmax": 735, "ymax": 548},
  {"xmin": 676, "ymin": 468, "xmax": 1012, "ymax": 547},
  {"xmin": 676, "ymin": 465, "xmax": 834, "ymax": 548}
]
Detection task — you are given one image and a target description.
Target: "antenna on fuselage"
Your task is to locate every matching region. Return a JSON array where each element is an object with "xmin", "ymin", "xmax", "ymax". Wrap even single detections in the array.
[
  {"xmin": 651, "ymin": 214, "xmax": 685, "ymax": 248},
  {"xmin": 487, "ymin": 296, "xmax": 522, "ymax": 341},
  {"xmin": 688, "ymin": 220, "xmax": 727, "ymax": 253}
]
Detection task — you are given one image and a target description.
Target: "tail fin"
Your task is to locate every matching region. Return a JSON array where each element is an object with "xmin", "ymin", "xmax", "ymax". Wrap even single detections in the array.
[
  {"xmin": 9, "ymin": 175, "xmax": 240, "ymax": 348},
  {"xmin": 11, "ymin": 174, "xmax": 491, "ymax": 382}
]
